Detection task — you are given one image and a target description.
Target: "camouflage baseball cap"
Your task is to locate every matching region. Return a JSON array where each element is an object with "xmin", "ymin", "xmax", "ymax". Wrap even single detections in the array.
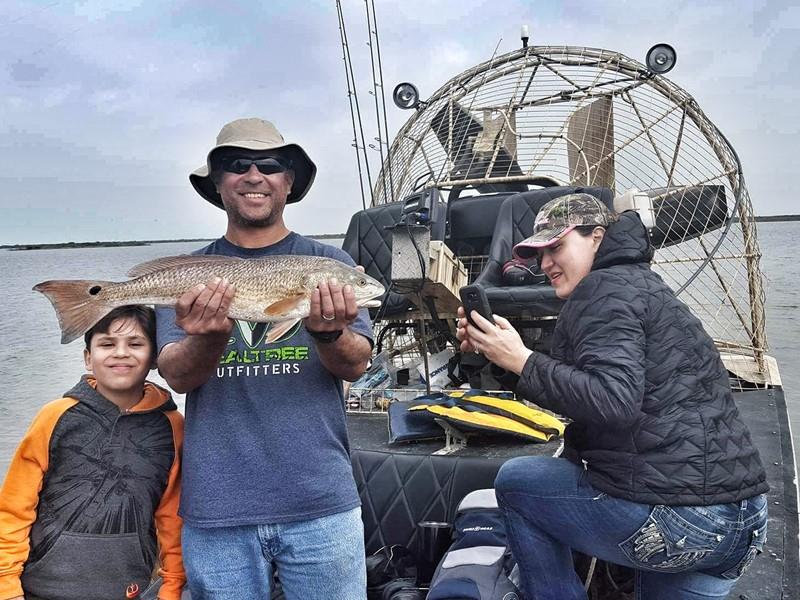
[{"xmin": 513, "ymin": 193, "xmax": 616, "ymax": 260}]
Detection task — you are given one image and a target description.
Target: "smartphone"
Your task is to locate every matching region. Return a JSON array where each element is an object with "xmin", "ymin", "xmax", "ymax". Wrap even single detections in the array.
[{"xmin": 459, "ymin": 284, "xmax": 495, "ymax": 330}]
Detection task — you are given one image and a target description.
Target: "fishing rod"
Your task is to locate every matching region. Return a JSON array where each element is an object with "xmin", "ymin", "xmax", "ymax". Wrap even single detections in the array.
[
  {"xmin": 335, "ymin": 0, "xmax": 374, "ymax": 210},
  {"xmin": 364, "ymin": 0, "xmax": 394, "ymax": 203}
]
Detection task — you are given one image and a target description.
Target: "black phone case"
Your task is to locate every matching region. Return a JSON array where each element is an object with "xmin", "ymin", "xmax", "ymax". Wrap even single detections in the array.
[{"xmin": 459, "ymin": 284, "xmax": 495, "ymax": 329}]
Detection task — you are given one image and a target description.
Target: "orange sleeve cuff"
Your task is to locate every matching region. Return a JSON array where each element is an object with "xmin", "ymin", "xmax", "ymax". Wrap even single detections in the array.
[
  {"xmin": 0, "ymin": 574, "xmax": 24, "ymax": 600},
  {"xmin": 155, "ymin": 410, "xmax": 186, "ymax": 598},
  {"xmin": 0, "ymin": 398, "xmax": 76, "ymax": 600}
]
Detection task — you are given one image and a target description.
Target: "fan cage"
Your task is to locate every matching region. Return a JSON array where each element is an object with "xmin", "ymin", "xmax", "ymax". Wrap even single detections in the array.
[{"xmin": 370, "ymin": 45, "xmax": 767, "ymax": 372}]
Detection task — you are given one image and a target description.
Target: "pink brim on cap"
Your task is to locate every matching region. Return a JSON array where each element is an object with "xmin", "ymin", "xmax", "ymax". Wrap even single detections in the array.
[{"xmin": 512, "ymin": 225, "xmax": 576, "ymax": 260}]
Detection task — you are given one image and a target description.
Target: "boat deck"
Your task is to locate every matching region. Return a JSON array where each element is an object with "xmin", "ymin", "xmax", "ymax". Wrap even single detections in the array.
[
  {"xmin": 732, "ymin": 388, "xmax": 799, "ymax": 598},
  {"xmin": 346, "ymin": 387, "xmax": 799, "ymax": 598}
]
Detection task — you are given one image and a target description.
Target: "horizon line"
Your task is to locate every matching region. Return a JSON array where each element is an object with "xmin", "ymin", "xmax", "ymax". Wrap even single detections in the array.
[
  {"xmin": 4, "ymin": 215, "xmax": 800, "ymax": 249},
  {"xmin": 1, "ymin": 233, "xmax": 346, "ymax": 251}
]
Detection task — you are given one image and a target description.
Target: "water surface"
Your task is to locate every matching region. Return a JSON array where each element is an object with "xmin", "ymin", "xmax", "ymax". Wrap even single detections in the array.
[{"xmin": 0, "ymin": 226, "xmax": 797, "ymax": 476}]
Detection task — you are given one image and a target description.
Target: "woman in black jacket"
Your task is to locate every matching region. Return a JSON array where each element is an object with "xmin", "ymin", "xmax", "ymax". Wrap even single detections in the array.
[{"xmin": 456, "ymin": 193, "xmax": 769, "ymax": 600}]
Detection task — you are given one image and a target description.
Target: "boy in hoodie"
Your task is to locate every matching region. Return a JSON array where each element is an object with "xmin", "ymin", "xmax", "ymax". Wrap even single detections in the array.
[{"xmin": 0, "ymin": 305, "xmax": 185, "ymax": 600}]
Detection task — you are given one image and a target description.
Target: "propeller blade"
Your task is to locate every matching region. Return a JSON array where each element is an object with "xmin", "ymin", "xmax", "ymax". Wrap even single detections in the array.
[
  {"xmin": 430, "ymin": 101, "xmax": 527, "ymax": 193},
  {"xmin": 567, "ymin": 96, "xmax": 615, "ymax": 188},
  {"xmin": 647, "ymin": 185, "xmax": 728, "ymax": 247}
]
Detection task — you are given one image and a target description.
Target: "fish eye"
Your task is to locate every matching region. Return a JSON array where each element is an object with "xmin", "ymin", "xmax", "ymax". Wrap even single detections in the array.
[{"xmin": 357, "ymin": 278, "xmax": 367, "ymax": 287}]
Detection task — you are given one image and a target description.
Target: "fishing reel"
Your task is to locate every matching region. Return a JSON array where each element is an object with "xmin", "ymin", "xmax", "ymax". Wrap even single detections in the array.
[{"xmin": 381, "ymin": 579, "xmax": 425, "ymax": 600}]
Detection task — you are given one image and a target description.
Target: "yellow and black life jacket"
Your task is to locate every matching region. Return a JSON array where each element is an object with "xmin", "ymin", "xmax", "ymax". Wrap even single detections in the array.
[{"xmin": 406, "ymin": 389, "xmax": 564, "ymax": 443}]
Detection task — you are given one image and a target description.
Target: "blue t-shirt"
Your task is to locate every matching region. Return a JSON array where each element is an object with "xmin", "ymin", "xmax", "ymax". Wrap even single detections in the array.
[{"xmin": 156, "ymin": 233, "xmax": 373, "ymax": 527}]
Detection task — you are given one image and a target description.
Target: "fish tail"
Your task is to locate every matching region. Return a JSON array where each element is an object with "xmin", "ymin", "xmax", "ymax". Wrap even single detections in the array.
[{"xmin": 33, "ymin": 280, "xmax": 117, "ymax": 344}]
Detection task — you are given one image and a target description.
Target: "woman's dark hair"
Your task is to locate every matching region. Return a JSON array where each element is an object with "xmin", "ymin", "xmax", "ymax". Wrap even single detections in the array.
[
  {"xmin": 532, "ymin": 225, "xmax": 606, "ymax": 263},
  {"xmin": 84, "ymin": 305, "xmax": 157, "ymax": 363},
  {"xmin": 574, "ymin": 224, "xmax": 606, "ymax": 237}
]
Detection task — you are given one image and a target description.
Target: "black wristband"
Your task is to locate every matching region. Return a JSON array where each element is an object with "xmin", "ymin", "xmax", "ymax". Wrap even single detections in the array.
[{"xmin": 306, "ymin": 328, "xmax": 344, "ymax": 343}]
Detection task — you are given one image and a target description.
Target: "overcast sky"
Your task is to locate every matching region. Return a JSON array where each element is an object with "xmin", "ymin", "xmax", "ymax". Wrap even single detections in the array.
[{"xmin": 1, "ymin": 0, "xmax": 797, "ymax": 245}]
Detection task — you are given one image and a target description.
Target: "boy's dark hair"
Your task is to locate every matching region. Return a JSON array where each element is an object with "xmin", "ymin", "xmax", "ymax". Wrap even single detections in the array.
[{"xmin": 84, "ymin": 305, "xmax": 157, "ymax": 363}]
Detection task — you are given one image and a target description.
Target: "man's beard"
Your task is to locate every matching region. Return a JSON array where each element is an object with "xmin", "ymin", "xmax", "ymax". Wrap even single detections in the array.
[
  {"xmin": 228, "ymin": 209, "xmax": 277, "ymax": 229},
  {"xmin": 225, "ymin": 199, "xmax": 286, "ymax": 229}
]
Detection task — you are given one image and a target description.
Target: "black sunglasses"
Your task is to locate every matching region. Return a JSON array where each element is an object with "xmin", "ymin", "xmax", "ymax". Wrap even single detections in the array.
[{"xmin": 217, "ymin": 156, "xmax": 293, "ymax": 176}]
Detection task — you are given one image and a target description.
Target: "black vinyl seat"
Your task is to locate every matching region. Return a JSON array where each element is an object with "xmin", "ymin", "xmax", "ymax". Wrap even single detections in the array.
[
  {"xmin": 445, "ymin": 192, "xmax": 517, "ymax": 258},
  {"xmin": 474, "ymin": 186, "xmax": 615, "ymax": 318},
  {"xmin": 342, "ymin": 201, "xmax": 414, "ymax": 318},
  {"xmin": 351, "ymin": 449, "xmax": 507, "ymax": 554}
]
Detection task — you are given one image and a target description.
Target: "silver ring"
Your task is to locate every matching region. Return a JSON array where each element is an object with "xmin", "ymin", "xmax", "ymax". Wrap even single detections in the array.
[{"xmin": 322, "ymin": 313, "xmax": 336, "ymax": 321}]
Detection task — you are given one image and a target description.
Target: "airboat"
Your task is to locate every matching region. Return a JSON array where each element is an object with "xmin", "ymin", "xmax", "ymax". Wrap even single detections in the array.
[{"xmin": 338, "ymin": 32, "xmax": 798, "ymax": 599}]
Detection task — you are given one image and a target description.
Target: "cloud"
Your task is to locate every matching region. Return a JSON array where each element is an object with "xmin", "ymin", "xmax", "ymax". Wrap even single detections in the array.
[
  {"xmin": 72, "ymin": 0, "xmax": 148, "ymax": 22},
  {"xmin": 0, "ymin": 0, "xmax": 797, "ymax": 245},
  {"xmin": 8, "ymin": 59, "xmax": 49, "ymax": 85}
]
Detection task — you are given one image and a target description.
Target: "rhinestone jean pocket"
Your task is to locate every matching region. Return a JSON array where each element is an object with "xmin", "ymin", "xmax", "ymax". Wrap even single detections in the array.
[{"xmin": 619, "ymin": 505, "xmax": 721, "ymax": 573}]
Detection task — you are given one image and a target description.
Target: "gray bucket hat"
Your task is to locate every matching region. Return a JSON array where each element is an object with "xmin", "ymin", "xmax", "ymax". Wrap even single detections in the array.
[
  {"xmin": 190, "ymin": 118, "xmax": 317, "ymax": 209},
  {"xmin": 513, "ymin": 193, "xmax": 616, "ymax": 259}
]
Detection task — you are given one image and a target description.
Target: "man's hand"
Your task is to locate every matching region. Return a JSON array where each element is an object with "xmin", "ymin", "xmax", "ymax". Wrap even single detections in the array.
[
  {"xmin": 305, "ymin": 268, "xmax": 363, "ymax": 333},
  {"xmin": 304, "ymin": 267, "xmax": 371, "ymax": 380},
  {"xmin": 175, "ymin": 277, "xmax": 236, "ymax": 338},
  {"xmin": 158, "ymin": 277, "xmax": 236, "ymax": 394}
]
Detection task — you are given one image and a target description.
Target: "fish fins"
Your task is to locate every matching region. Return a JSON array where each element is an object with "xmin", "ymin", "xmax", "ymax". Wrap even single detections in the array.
[
  {"xmin": 266, "ymin": 319, "xmax": 301, "ymax": 343},
  {"xmin": 33, "ymin": 280, "xmax": 116, "ymax": 344},
  {"xmin": 263, "ymin": 294, "xmax": 306, "ymax": 318},
  {"xmin": 127, "ymin": 255, "xmax": 242, "ymax": 277}
]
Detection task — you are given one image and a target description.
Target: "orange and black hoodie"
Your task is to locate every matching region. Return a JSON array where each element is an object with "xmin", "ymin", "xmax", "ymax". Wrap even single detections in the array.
[{"xmin": 0, "ymin": 376, "xmax": 185, "ymax": 600}]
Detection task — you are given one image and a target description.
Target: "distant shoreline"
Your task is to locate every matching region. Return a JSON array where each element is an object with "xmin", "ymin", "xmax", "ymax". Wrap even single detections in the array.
[
  {"xmin": 752, "ymin": 215, "xmax": 800, "ymax": 222},
  {"xmin": 2, "ymin": 218, "xmax": 798, "ymax": 250},
  {"xmin": 1, "ymin": 234, "xmax": 345, "ymax": 251}
]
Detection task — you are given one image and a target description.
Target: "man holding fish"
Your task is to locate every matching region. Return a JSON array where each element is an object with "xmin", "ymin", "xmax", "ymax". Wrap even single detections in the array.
[{"xmin": 155, "ymin": 118, "xmax": 376, "ymax": 599}]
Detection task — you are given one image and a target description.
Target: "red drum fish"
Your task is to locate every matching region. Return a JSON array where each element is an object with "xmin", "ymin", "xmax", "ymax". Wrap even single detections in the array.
[{"xmin": 33, "ymin": 254, "xmax": 385, "ymax": 344}]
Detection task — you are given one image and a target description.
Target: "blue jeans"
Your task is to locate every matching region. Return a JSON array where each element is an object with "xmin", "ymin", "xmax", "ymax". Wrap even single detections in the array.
[
  {"xmin": 495, "ymin": 457, "xmax": 768, "ymax": 600},
  {"xmin": 182, "ymin": 507, "xmax": 366, "ymax": 600}
]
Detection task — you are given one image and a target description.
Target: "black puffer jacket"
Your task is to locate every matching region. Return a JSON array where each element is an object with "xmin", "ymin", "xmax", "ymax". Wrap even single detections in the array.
[{"xmin": 515, "ymin": 211, "xmax": 768, "ymax": 506}]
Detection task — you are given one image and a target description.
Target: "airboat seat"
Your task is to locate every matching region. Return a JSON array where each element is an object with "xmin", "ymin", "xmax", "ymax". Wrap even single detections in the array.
[
  {"xmin": 444, "ymin": 191, "xmax": 517, "ymax": 258},
  {"xmin": 474, "ymin": 186, "xmax": 615, "ymax": 318},
  {"xmin": 342, "ymin": 201, "xmax": 414, "ymax": 317},
  {"xmin": 351, "ymin": 448, "xmax": 508, "ymax": 553}
]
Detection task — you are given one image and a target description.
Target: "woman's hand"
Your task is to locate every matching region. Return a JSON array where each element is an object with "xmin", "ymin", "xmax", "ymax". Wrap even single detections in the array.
[
  {"xmin": 455, "ymin": 306, "xmax": 478, "ymax": 353},
  {"xmin": 457, "ymin": 308, "xmax": 532, "ymax": 375}
]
